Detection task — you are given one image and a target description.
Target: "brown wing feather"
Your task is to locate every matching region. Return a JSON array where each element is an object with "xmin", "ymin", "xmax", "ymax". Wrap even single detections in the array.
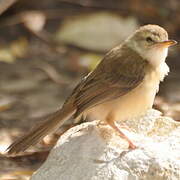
[{"xmin": 72, "ymin": 45, "xmax": 148, "ymax": 117}]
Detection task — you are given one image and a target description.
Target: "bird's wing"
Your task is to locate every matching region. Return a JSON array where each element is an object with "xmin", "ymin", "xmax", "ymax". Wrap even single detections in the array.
[{"xmin": 73, "ymin": 46, "xmax": 148, "ymax": 117}]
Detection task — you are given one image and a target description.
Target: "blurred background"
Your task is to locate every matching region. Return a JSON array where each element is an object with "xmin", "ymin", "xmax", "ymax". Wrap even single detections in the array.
[{"xmin": 0, "ymin": 0, "xmax": 179, "ymax": 179}]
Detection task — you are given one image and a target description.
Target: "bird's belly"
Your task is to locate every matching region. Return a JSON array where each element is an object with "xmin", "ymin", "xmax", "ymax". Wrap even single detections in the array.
[{"xmin": 84, "ymin": 76, "xmax": 159, "ymax": 122}]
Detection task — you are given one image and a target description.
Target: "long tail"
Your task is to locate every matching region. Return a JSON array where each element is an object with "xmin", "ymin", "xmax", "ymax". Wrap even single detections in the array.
[{"xmin": 6, "ymin": 104, "xmax": 76, "ymax": 155}]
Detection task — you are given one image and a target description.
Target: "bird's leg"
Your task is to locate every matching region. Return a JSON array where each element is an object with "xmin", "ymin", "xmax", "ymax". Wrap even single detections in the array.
[
  {"xmin": 106, "ymin": 114, "xmax": 136, "ymax": 149},
  {"xmin": 117, "ymin": 123, "xmax": 132, "ymax": 131}
]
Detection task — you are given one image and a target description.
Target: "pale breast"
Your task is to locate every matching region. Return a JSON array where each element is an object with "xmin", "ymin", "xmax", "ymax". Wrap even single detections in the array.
[{"xmin": 84, "ymin": 63, "xmax": 169, "ymax": 122}]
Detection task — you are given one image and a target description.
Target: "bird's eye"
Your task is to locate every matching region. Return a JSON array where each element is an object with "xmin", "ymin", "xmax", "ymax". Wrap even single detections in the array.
[{"xmin": 146, "ymin": 37, "xmax": 153, "ymax": 43}]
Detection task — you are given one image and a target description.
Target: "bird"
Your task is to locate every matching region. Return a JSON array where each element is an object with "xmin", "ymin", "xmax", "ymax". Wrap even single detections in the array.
[{"xmin": 6, "ymin": 24, "xmax": 177, "ymax": 155}]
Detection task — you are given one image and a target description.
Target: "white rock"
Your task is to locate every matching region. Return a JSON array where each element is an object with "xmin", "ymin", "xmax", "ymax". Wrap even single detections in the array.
[
  {"xmin": 31, "ymin": 109, "xmax": 180, "ymax": 180},
  {"xmin": 55, "ymin": 12, "xmax": 138, "ymax": 51}
]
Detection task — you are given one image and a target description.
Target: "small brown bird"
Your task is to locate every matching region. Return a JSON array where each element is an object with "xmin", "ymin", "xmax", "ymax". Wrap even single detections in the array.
[{"xmin": 6, "ymin": 24, "xmax": 177, "ymax": 155}]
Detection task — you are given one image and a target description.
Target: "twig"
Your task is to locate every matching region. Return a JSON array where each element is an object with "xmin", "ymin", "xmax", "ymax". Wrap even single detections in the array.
[
  {"xmin": 0, "ymin": 0, "xmax": 19, "ymax": 16},
  {"xmin": 34, "ymin": 62, "xmax": 70, "ymax": 85}
]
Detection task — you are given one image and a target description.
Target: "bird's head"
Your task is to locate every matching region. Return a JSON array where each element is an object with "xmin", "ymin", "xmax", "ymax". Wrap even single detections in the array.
[{"xmin": 126, "ymin": 24, "xmax": 177, "ymax": 67}]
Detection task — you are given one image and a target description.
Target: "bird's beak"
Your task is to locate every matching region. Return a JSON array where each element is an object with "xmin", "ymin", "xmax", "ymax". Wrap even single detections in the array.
[{"xmin": 157, "ymin": 40, "xmax": 177, "ymax": 47}]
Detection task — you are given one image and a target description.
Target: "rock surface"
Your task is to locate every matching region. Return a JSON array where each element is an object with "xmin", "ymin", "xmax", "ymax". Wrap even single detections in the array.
[{"xmin": 31, "ymin": 109, "xmax": 180, "ymax": 180}]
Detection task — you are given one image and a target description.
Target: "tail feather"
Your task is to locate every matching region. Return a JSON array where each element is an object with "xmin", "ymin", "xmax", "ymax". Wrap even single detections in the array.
[{"xmin": 6, "ymin": 104, "xmax": 76, "ymax": 155}]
